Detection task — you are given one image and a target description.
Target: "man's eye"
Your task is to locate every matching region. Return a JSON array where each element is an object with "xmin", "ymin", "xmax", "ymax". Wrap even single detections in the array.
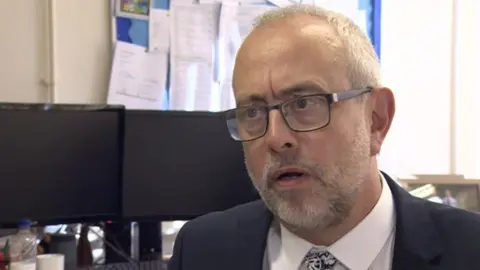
[
  {"xmin": 294, "ymin": 98, "xmax": 311, "ymax": 109},
  {"xmin": 246, "ymin": 108, "xmax": 259, "ymax": 118}
]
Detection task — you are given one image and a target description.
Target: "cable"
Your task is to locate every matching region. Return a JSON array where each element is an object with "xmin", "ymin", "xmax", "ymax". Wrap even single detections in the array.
[
  {"xmin": 88, "ymin": 226, "xmax": 138, "ymax": 265},
  {"xmin": 101, "ymin": 223, "xmax": 134, "ymax": 260}
]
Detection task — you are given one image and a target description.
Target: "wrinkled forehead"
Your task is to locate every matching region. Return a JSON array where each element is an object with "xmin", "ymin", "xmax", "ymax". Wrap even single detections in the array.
[{"xmin": 232, "ymin": 16, "xmax": 349, "ymax": 106}]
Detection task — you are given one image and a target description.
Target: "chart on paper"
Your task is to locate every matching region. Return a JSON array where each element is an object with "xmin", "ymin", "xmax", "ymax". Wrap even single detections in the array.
[{"xmin": 107, "ymin": 42, "xmax": 168, "ymax": 110}]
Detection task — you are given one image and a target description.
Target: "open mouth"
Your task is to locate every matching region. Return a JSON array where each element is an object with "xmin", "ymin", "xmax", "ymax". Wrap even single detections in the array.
[
  {"xmin": 276, "ymin": 171, "xmax": 306, "ymax": 181},
  {"xmin": 272, "ymin": 168, "xmax": 310, "ymax": 187}
]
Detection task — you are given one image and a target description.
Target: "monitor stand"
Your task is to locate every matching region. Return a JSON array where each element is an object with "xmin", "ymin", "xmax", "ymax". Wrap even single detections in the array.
[
  {"xmin": 104, "ymin": 221, "xmax": 162, "ymax": 264},
  {"xmin": 138, "ymin": 222, "xmax": 162, "ymax": 261},
  {"xmin": 104, "ymin": 222, "xmax": 132, "ymax": 264}
]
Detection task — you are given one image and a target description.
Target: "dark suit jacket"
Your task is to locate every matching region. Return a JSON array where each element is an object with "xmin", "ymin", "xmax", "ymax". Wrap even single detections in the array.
[{"xmin": 168, "ymin": 173, "xmax": 480, "ymax": 270}]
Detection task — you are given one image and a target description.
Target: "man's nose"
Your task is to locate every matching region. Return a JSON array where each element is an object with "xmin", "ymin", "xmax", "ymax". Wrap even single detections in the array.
[{"xmin": 264, "ymin": 110, "xmax": 298, "ymax": 153}]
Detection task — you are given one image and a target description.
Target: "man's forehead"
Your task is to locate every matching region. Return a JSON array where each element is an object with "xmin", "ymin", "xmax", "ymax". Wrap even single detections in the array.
[
  {"xmin": 232, "ymin": 14, "xmax": 346, "ymax": 105},
  {"xmin": 238, "ymin": 16, "xmax": 339, "ymax": 57},
  {"xmin": 234, "ymin": 80, "xmax": 329, "ymax": 106},
  {"xmin": 233, "ymin": 16, "xmax": 342, "ymax": 79}
]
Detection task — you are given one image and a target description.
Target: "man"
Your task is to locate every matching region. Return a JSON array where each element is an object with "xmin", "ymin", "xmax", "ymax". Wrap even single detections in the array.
[
  {"xmin": 169, "ymin": 5, "xmax": 480, "ymax": 270},
  {"xmin": 442, "ymin": 189, "xmax": 458, "ymax": 207}
]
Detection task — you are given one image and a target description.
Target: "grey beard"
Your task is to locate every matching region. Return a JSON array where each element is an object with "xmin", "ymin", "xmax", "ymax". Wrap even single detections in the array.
[
  {"xmin": 246, "ymin": 151, "xmax": 365, "ymax": 230},
  {"xmin": 245, "ymin": 119, "xmax": 371, "ymax": 230}
]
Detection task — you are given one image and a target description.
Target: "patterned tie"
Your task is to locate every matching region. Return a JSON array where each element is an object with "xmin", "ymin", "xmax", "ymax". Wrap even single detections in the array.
[{"xmin": 300, "ymin": 248, "xmax": 338, "ymax": 270}]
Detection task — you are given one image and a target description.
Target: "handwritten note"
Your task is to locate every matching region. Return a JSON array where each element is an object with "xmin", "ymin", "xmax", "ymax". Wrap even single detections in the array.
[
  {"xmin": 170, "ymin": 3, "xmax": 220, "ymax": 61},
  {"xmin": 169, "ymin": 3, "xmax": 221, "ymax": 111},
  {"xmin": 148, "ymin": 9, "xmax": 171, "ymax": 53}
]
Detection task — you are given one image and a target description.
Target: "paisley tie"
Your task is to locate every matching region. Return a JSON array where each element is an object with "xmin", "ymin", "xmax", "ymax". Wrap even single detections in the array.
[{"xmin": 300, "ymin": 248, "xmax": 338, "ymax": 270}]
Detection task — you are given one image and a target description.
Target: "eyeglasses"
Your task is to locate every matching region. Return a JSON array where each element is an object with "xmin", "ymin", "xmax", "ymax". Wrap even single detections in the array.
[{"xmin": 225, "ymin": 87, "xmax": 373, "ymax": 142}]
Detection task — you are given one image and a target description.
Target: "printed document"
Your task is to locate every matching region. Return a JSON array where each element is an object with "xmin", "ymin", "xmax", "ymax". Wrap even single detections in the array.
[{"xmin": 107, "ymin": 42, "xmax": 168, "ymax": 110}]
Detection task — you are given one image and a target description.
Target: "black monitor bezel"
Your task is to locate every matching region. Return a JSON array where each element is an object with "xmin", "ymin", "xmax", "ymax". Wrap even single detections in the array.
[{"xmin": 0, "ymin": 103, "xmax": 125, "ymax": 227}]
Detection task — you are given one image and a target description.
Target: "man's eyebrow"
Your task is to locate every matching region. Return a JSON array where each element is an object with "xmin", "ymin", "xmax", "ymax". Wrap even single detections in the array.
[
  {"xmin": 276, "ymin": 82, "xmax": 328, "ymax": 98},
  {"xmin": 235, "ymin": 82, "xmax": 327, "ymax": 107},
  {"xmin": 236, "ymin": 94, "xmax": 266, "ymax": 107}
]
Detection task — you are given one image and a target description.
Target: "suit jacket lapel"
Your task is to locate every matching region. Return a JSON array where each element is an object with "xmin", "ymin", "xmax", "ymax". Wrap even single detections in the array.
[
  {"xmin": 384, "ymin": 173, "xmax": 442, "ymax": 270},
  {"xmin": 227, "ymin": 201, "xmax": 273, "ymax": 270}
]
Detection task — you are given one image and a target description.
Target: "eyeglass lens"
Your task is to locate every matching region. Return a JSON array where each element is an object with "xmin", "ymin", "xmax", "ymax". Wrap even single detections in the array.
[{"xmin": 226, "ymin": 95, "xmax": 330, "ymax": 141}]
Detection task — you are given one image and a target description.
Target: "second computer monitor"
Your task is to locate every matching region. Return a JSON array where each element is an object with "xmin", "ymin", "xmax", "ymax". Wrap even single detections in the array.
[{"xmin": 122, "ymin": 110, "xmax": 259, "ymax": 220}]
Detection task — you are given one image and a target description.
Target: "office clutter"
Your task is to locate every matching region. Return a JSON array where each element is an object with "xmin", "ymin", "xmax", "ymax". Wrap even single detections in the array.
[
  {"xmin": 36, "ymin": 254, "xmax": 65, "ymax": 270},
  {"xmin": 0, "ymin": 223, "xmax": 107, "ymax": 270},
  {"xmin": 47, "ymin": 234, "xmax": 77, "ymax": 270},
  {"xmin": 1, "ymin": 220, "xmax": 65, "ymax": 270},
  {"xmin": 108, "ymin": 0, "xmax": 369, "ymax": 111},
  {"xmin": 0, "ymin": 103, "xmax": 253, "ymax": 267},
  {"xmin": 77, "ymin": 225, "xmax": 93, "ymax": 268}
]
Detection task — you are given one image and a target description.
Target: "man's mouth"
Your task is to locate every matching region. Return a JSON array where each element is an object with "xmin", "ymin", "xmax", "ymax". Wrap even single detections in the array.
[
  {"xmin": 277, "ymin": 171, "xmax": 306, "ymax": 181},
  {"xmin": 271, "ymin": 167, "xmax": 311, "ymax": 188}
]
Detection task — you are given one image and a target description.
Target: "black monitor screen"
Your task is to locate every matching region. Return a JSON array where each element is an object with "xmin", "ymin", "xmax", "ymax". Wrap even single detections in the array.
[
  {"xmin": 122, "ymin": 110, "xmax": 259, "ymax": 220},
  {"xmin": 0, "ymin": 104, "xmax": 124, "ymax": 225}
]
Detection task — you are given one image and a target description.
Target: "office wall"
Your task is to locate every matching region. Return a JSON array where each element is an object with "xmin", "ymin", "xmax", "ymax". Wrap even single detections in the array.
[
  {"xmin": 453, "ymin": 0, "xmax": 480, "ymax": 178},
  {"xmin": 0, "ymin": 0, "xmax": 112, "ymax": 104},
  {"xmin": 52, "ymin": 0, "xmax": 113, "ymax": 103},
  {"xmin": 379, "ymin": 0, "xmax": 480, "ymax": 178},
  {"xmin": 0, "ymin": 1, "xmax": 49, "ymax": 102},
  {"xmin": 1, "ymin": 1, "xmax": 478, "ymax": 177},
  {"xmin": 379, "ymin": 0, "xmax": 453, "ymax": 176}
]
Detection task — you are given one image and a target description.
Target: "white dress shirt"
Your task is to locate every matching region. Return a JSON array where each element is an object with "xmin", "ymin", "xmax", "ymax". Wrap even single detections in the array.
[{"xmin": 265, "ymin": 173, "xmax": 396, "ymax": 270}]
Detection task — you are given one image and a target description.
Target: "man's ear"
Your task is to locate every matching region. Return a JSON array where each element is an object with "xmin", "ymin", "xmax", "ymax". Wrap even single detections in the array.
[{"xmin": 369, "ymin": 87, "xmax": 395, "ymax": 155}]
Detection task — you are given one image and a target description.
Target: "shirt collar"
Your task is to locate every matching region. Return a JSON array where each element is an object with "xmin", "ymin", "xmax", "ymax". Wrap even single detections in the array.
[
  {"xmin": 276, "ymin": 173, "xmax": 396, "ymax": 270},
  {"xmin": 329, "ymin": 173, "xmax": 395, "ymax": 269}
]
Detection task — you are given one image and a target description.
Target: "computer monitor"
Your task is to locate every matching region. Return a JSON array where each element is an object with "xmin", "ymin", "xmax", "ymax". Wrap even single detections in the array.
[
  {"xmin": 0, "ymin": 103, "xmax": 124, "ymax": 226},
  {"xmin": 122, "ymin": 110, "xmax": 259, "ymax": 221}
]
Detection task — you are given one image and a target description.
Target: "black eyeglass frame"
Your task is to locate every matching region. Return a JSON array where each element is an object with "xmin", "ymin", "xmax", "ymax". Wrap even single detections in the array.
[{"xmin": 225, "ymin": 87, "xmax": 374, "ymax": 142}]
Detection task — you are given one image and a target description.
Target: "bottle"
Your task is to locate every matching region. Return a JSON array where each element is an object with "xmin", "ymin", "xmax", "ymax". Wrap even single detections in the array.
[
  {"xmin": 9, "ymin": 219, "xmax": 37, "ymax": 270},
  {"xmin": 77, "ymin": 224, "xmax": 93, "ymax": 268}
]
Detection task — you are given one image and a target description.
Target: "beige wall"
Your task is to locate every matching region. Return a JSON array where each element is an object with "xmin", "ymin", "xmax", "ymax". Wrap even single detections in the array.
[
  {"xmin": 0, "ymin": 1, "xmax": 49, "ymax": 102},
  {"xmin": 52, "ymin": 0, "xmax": 113, "ymax": 103},
  {"xmin": 0, "ymin": 0, "xmax": 112, "ymax": 104}
]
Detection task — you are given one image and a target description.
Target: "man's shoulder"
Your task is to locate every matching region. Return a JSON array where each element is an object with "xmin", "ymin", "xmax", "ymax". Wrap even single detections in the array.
[
  {"xmin": 181, "ymin": 200, "xmax": 267, "ymax": 234},
  {"xmin": 168, "ymin": 201, "xmax": 270, "ymax": 269},
  {"xmin": 425, "ymin": 200, "xmax": 480, "ymax": 239}
]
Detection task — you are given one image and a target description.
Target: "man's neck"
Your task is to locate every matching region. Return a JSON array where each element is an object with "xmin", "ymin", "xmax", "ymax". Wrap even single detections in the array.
[{"xmin": 284, "ymin": 171, "xmax": 383, "ymax": 246}]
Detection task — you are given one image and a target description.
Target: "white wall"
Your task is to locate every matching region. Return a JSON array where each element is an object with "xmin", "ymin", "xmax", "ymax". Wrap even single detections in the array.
[
  {"xmin": 0, "ymin": 0, "xmax": 112, "ymax": 104},
  {"xmin": 453, "ymin": 0, "xmax": 480, "ymax": 178},
  {"xmin": 380, "ymin": 0, "xmax": 480, "ymax": 178},
  {"xmin": 379, "ymin": 0, "xmax": 453, "ymax": 176}
]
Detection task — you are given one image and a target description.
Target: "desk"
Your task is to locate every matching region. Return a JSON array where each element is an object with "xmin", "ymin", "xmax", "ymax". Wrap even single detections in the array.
[{"xmin": 81, "ymin": 260, "xmax": 167, "ymax": 269}]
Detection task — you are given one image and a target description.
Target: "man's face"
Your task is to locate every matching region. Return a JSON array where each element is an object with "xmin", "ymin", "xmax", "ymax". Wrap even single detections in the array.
[{"xmin": 233, "ymin": 17, "xmax": 375, "ymax": 230}]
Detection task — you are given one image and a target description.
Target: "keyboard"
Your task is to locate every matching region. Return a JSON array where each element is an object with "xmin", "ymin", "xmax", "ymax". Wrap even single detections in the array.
[{"xmin": 80, "ymin": 260, "xmax": 167, "ymax": 270}]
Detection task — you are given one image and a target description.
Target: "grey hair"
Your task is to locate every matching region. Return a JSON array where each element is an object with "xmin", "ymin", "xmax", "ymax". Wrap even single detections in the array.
[{"xmin": 253, "ymin": 5, "xmax": 381, "ymax": 89}]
